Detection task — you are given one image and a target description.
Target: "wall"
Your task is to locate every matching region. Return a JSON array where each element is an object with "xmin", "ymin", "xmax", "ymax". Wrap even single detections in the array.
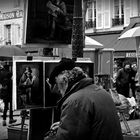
[
  {"xmin": 84, "ymin": 48, "xmax": 114, "ymax": 77},
  {"xmin": 0, "ymin": 0, "xmax": 24, "ymax": 45}
]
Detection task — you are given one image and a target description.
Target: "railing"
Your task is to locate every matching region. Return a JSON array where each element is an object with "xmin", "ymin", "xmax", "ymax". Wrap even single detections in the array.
[
  {"xmin": 112, "ymin": 18, "xmax": 124, "ymax": 26},
  {"xmin": 85, "ymin": 20, "xmax": 96, "ymax": 29}
]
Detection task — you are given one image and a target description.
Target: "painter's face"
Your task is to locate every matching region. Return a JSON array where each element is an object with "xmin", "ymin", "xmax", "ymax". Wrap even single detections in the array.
[{"xmin": 55, "ymin": 74, "xmax": 68, "ymax": 97}]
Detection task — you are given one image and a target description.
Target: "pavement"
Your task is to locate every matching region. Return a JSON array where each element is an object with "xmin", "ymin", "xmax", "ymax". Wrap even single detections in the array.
[
  {"xmin": 0, "ymin": 110, "xmax": 140, "ymax": 140},
  {"xmin": 0, "ymin": 110, "xmax": 29, "ymax": 140}
]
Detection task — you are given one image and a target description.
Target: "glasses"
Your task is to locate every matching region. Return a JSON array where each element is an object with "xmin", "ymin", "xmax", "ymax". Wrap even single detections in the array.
[{"xmin": 132, "ymin": 64, "xmax": 137, "ymax": 68}]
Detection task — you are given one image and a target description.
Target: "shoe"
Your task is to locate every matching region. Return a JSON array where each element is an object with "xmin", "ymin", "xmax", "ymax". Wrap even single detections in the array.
[
  {"xmin": 2, "ymin": 120, "xmax": 6, "ymax": 126},
  {"xmin": 9, "ymin": 119, "xmax": 17, "ymax": 124}
]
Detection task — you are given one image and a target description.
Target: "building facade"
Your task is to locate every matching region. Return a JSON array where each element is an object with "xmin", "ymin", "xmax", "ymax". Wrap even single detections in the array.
[
  {"xmin": 84, "ymin": 0, "xmax": 140, "ymax": 75},
  {"xmin": 85, "ymin": 0, "xmax": 139, "ymax": 33},
  {"xmin": 0, "ymin": 0, "xmax": 24, "ymax": 45}
]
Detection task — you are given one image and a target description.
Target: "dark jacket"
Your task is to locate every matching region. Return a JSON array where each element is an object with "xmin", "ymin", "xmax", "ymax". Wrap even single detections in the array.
[
  {"xmin": 0, "ymin": 68, "xmax": 12, "ymax": 101},
  {"xmin": 49, "ymin": 78, "xmax": 123, "ymax": 140},
  {"xmin": 116, "ymin": 68, "xmax": 131, "ymax": 97}
]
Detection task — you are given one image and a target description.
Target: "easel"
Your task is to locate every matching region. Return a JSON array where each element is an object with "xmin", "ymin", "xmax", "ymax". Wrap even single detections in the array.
[
  {"xmin": 20, "ymin": 110, "xmax": 29, "ymax": 140},
  {"xmin": 116, "ymin": 106, "xmax": 131, "ymax": 134},
  {"xmin": 27, "ymin": 107, "xmax": 56, "ymax": 140}
]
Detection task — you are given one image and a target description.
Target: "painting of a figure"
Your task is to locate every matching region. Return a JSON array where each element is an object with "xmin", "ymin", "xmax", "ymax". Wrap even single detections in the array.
[
  {"xmin": 13, "ymin": 61, "xmax": 44, "ymax": 110},
  {"xmin": 25, "ymin": 0, "xmax": 74, "ymax": 44}
]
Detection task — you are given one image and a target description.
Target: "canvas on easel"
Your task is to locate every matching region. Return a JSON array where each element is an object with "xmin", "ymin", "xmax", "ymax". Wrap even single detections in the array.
[{"xmin": 13, "ymin": 59, "xmax": 44, "ymax": 110}]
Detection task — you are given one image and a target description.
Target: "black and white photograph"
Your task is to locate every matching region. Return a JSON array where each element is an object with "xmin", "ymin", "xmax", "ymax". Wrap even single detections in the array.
[
  {"xmin": 0, "ymin": 0, "xmax": 140, "ymax": 140},
  {"xmin": 13, "ymin": 60, "xmax": 44, "ymax": 110}
]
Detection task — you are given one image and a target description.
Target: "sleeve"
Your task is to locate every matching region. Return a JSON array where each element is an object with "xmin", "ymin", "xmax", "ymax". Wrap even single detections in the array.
[
  {"xmin": 116, "ymin": 69, "xmax": 122, "ymax": 85},
  {"xmin": 48, "ymin": 98, "xmax": 93, "ymax": 140}
]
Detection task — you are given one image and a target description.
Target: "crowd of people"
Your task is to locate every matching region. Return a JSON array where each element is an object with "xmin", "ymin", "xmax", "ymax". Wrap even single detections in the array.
[{"xmin": 115, "ymin": 61, "xmax": 138, "ymax": 98}]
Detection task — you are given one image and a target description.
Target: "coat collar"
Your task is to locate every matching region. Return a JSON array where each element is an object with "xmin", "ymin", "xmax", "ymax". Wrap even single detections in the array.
[{"xmin": 57, "ymin": 77, "xmax": 94, "ymax": 109}]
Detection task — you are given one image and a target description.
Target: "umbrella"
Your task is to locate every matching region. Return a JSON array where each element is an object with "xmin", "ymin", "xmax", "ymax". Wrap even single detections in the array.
[
  {"xmin": 118, "ymin": 26, "xmax": 140, "ymax": 39},
  {"xmin": 0, "ymin": 45, "xmax": 26, "ymax": 57},
  {"xmin": 118, "ymin": 26, "xmax": 140, "ymax": 54},
  {"xmin": 85, "ymin": 36, "xmax": 103, "ymax": 47}
]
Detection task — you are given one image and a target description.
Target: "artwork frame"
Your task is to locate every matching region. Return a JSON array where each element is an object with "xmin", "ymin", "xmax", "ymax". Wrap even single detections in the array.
[{"xmin": 13, "ymin": 59, "xmax": 44, "ymax": 110}]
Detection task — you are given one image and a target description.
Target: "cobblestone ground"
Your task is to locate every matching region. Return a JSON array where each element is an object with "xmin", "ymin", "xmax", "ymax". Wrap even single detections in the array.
[
  {"xmin": 0, "ymin": 110, "xmax": 139, "ymax": 140},
  {"xmin": 0, "ymin": 111, "xmax": 27, "ymax": 140}
]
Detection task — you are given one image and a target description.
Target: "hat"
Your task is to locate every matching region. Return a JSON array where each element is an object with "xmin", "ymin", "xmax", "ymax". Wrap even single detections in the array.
[{"xmin": 49, "ymin": 58, "xmax": 76, "ymax": 88}]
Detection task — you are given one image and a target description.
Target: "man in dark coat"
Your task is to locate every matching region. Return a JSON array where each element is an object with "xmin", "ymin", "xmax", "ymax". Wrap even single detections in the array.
[
  {"xmin": 116, "ymin": 62, "xmax": 131, "ymax": 97},
  {"xmin": 44, "ymin": 58, "xmax": 123, "ymax": 140},
  {"xmin": 0, "ymin": 63, "xmax": 16, "ymax": 126}
]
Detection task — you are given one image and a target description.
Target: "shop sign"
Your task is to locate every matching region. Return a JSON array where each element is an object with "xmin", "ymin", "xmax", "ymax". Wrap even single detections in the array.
[
  {"xmin": 0, "ymin": 10, "xmax": 23, "ymax": 20},
  {"xmin": 126, "ymin": 52, "xmax": 136, "ymax": 57}
]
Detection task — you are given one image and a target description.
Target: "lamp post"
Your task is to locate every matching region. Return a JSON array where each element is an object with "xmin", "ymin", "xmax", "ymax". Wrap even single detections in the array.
[{"xmin": 72, "ymin": 0, "xmax": 84, "ymax": 59}]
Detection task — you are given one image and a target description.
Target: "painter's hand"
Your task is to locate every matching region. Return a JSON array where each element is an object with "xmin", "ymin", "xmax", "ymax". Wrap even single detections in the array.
[{"xmin": 50, "ymin": 121, "xmax": 60, "ymax": 131}]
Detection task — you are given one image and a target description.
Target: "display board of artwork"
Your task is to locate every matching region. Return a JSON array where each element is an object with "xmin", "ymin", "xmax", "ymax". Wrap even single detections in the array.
[
  {"xmin": 24, "ymin": 0, "xmax": 74, "ymax": 44},
  {"xmin": 12, "ymin": 57, "xmax": 94, "ymax": 110}
]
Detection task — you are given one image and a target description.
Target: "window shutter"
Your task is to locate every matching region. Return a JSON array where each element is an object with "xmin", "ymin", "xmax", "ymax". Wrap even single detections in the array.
[
  {"xmin": 96, "ymin": 0, "xmax": 103, "ymax": 29},
  {"xmin": 124, "ymin": 0, "xmax": 131, "ymax": 26},
  {"xmin": 11, "ymin": 24, "xmax": 19, "ymax": 45},
  {"xmin": 85, "ymin": 9, "xmax": 88, "ymax": 22},
  {"xmin": 104, "ymin": 0, "xmax": 111, "ymax": 28}
]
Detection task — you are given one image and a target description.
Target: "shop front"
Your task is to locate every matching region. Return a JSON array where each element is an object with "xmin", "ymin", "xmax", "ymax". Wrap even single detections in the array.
[{"xmin": 114, "ymin": 51, "xmax": 137, "ymax": 70}]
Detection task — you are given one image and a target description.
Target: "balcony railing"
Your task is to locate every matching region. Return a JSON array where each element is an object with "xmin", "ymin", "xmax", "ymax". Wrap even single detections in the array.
[{"xmin": 112, "ymin": 18, "xmax": 124, "ymax": 26}]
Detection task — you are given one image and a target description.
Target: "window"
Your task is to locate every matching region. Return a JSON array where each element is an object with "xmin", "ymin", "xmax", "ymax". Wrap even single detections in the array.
[
  {"xmin": 5, "ymin": 25, "xmax": 11, "ymax": 45},
  {"xmin": 112, "ymin": 0, "xmax": 124, "ymax": 26},
  {"xmin": 96, "ymin": 0, "xmax": 111, "ymax": 29},
  {"xmin": 85, "ymin": 0, "xmax": 95, "ymax": 29}
]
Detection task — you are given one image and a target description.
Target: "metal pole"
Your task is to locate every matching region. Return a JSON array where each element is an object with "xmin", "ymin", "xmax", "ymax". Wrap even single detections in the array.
[
  {"xmin": 136, "ymin": 37, "xmax": 140, "ymax": 84},
  {"xmin": 72, "ymin": 0, "xmax": 84, "ymax": 59}
]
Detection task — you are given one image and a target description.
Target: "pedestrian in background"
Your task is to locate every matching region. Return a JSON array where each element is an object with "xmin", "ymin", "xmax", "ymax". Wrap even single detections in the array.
[
  {"xmin": 130, "ymin": 62, "xmax": 138, "ymax": 98},
  {"xmin": 116, "ymin": 62, "xmax": 131, "ymax": 97},
  {"xmin": 0, "ymin": 62, "xmax": 16, "ymax": 126},
  {"xmin": 44, "ymin": 58, "xmax": 123, "ymax": 140}
]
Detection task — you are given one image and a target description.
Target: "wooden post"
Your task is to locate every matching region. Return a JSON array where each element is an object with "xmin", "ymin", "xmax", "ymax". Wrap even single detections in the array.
[{"xmin": 72, "ymin": 0, "xmax": 84, "ymax": 59}]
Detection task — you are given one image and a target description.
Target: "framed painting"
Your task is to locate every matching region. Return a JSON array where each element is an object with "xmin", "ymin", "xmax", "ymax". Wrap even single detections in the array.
[{"xmin": 13, "ymin": 60, "xmax": 44, "ymax": 110}]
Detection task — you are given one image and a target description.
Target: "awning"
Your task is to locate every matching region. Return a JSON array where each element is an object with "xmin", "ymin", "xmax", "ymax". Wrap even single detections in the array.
[
  {"xmin": 114, "ymin": 38, "xmax": 136, "ymax": 51},
  {"xmin": 88, "ymin": 32, "xmax": 137, "ymax": 51},
  {"xmin": 115, "ymin": 17, "xmax": 140, "ymax": 51},
  {"xmin": 88, "ymin": 33, "xmax": 119, "ymax": 48}
]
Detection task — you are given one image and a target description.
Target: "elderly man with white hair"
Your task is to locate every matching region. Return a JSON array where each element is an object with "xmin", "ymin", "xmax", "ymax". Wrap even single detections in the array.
[{"xmin": 44, "ymin": 58, "xmax": 123, "ymax": 140}]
